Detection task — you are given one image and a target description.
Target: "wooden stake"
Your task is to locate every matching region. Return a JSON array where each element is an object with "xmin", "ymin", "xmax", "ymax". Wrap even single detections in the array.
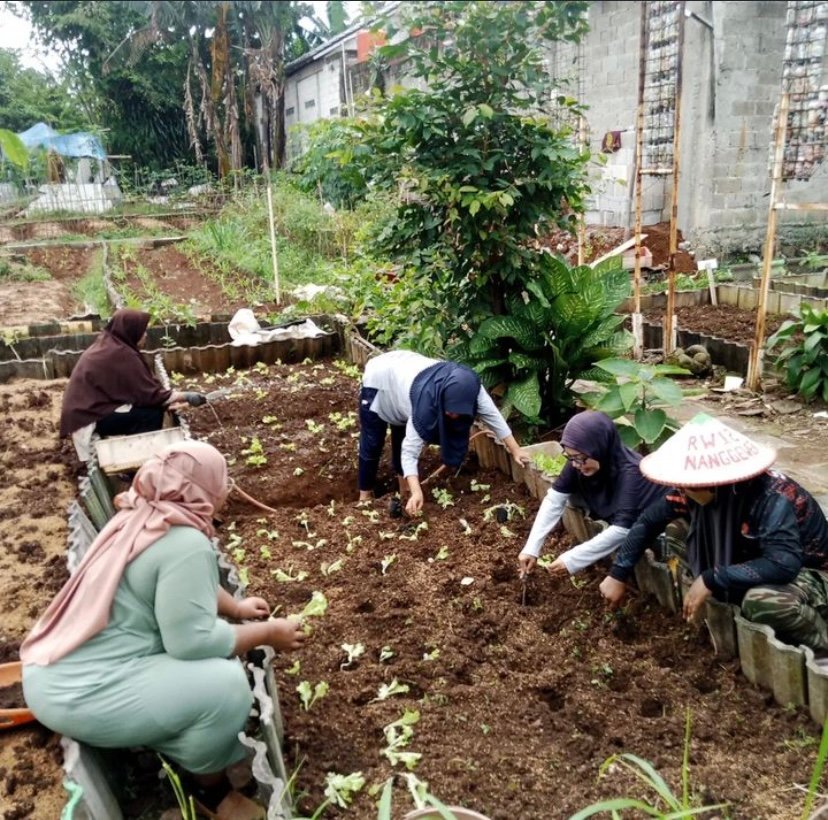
[
  {"xmin": 632, "ymin": 3, "xmax": 648, "ymax": 360},
  {"xmin": 266, "ymin": 181, "xmax": 281, "ymax": 306},
  {"xmin": 748, "ymin": 92, "xmax": 789, "ymax": 391},
  {"xmin": 577, "ymin": 115, "xmax": 587, "ymax": 267},
  {"xmin": 664, "ymin": 1, "xmax": 687, "ymax": 358}
]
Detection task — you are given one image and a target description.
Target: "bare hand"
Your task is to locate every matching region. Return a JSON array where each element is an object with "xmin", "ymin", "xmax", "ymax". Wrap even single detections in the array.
[
  {"xmin": 548, "ymin": 558, "xmax": 569, "ymax": 578},
  {"xmin": 236, "ymin": 596, "xmax": 270, "ymax": 620},
  {"xmin": 518, "ymin": 553, "xmax": 537, "ymax": 577},
  {"xmin": 683, "ymin": 576, "xmax": 712, "ymax": 623},
  {"xmin": 405, "ymin": 487, "xmax": 424, "ymax": 516},
  {"xmin": 268, "ymin": 617, "xmax": 306, "ymax": 651},
  {"xmin": 511, "ymin": 447, "xmax": 531, "ymax": 467},
  {"xmin": 599, "ymin": 576, "xmax": 628, "ymax": 610}
]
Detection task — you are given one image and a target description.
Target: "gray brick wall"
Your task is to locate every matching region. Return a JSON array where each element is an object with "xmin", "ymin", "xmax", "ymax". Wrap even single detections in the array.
[{"xmin": 576, "ymin": 0, "xmax": 828, "ymax": 255}]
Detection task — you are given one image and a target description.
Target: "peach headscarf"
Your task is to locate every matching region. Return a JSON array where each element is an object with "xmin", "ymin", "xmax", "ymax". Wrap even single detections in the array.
[{"xmin": 21, "ymin": 440, "xmax": 229, "ymax": 666}]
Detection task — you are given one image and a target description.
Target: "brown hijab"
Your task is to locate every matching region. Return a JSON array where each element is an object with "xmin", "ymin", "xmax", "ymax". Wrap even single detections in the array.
[
  {"xmin": 59, "ymin": 309, "xmax": 171, "ymax": 436},
  {"xmin": 21, "ymin": 441, "xmax": 229, "ymax": 666}
]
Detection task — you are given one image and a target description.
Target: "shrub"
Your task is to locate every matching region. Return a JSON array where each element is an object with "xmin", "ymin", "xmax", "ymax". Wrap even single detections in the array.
[{"xmin": 766, "ymin": 302, "xmax": 828, "ymax": 402}]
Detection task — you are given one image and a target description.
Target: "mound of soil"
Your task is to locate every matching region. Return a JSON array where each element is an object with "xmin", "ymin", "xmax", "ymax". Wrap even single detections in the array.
[{"xmin": 540, "ymin": 221, "xmax": 697, "ymax": 273}]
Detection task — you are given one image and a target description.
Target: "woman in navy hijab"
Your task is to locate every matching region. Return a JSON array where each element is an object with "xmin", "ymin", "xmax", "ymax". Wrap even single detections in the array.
[
  {"xmin": 519, "ymin": 411, "xmax": 663, "ymax": 576},
  {"xmin": 359, "ymin": 350, "xmax": 527, "ymax": 514}
]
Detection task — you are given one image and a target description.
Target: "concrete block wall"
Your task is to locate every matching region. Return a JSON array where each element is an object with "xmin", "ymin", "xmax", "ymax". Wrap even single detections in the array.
[{"xmin": 578, "ymin": 0, "xmax": 827, "ymax": 255}]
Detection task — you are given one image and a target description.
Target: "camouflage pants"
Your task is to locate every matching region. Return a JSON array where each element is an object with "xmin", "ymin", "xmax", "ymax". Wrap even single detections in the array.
[{"xmin": 741, "ymin": 569, "xmax": 828, "ymax": 652}]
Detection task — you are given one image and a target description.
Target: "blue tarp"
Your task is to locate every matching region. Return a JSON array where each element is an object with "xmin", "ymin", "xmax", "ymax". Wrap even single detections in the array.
[{"xmin": 16, "ymin": 122, "xmax": 107, "ymax": 161}]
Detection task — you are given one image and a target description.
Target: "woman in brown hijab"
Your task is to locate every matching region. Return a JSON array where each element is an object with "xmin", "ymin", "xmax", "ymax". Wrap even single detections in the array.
[{"xmin": 60, "ymin": 309, "xmax": 189, "ymax": 460}]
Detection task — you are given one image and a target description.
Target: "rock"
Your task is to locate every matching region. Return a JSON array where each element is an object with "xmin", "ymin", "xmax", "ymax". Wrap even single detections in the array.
[{"xmin": 771, "ymin": 399, "xmax": 802, "ymax": 415}]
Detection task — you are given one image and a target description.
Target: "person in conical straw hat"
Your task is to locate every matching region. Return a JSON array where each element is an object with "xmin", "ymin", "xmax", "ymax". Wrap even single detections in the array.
[{"xmin": 598, "ymin": 413, "xmax": 828, "ymax": 651}]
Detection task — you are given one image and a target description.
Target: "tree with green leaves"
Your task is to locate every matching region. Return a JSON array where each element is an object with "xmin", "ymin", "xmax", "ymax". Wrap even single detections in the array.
[
  {"xmin": 342, "ymin": 1, "xmax": 620, "ymax": 424},
  {"xmin": 19, "ymin": 0, "xmax": 192, "ymax": 169}
]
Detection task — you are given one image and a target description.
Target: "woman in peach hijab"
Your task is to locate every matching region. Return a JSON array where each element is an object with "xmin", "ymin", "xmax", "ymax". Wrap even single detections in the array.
[{"xmin": 21, "ymin": 441, "xmax": 303, "ymax": 785}]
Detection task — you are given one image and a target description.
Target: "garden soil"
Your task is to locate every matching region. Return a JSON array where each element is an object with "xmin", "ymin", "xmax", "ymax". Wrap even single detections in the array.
[
  {"xmin": 643, "ymin": 305, "xmax": 790, "ymax": 347},
  {"xmin": 2, "ymin": 361, "xmax": 828, "ymax": 819}
]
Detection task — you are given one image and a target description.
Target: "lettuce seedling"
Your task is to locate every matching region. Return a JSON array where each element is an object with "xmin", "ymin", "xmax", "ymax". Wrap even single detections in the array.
[
  {"xmin": 297, "ymin": 680, "xmax": 329, "ymax": 711},
  {"xmin": 300, "ymin": 591, "xmax": 328, "ymax": 619},
  {"xmin": 379, "ymin": 646, "xmax": 395, "ymax": 663},
  {"xmin": 241, "ymin": 436, "xmax": 267, "ymax": 467},
  {"xmin": 375, "ymin": 679, "xmax": 409, "ymax": 701},
  {"xmin": 271, "ymin": 567, "xmax": 309, "ymax": 583},
  {"xmin": 381, "ymin": 554, "xmax": 397, "ymax": 575},
  {"xmin": 321, "ymin": 558, "xmax": 345, "ymax": 576},
  {"xmin": 285, "ymin": 660, "xmax": 301, "ymax": 676},
  {"xmin": 398, "ymin": 521, "xmax": 429, "ymax": 541},
  {"xmin": 431, "ymin": 488, "xmax": 455, "ymax": 509},
  {"xmin": 323, "ymin": 771, "xmax": 366, "ymax": 809},
  {"xmin": 340, "ymin": 642, "xmax": 365, "ymax": 669}
]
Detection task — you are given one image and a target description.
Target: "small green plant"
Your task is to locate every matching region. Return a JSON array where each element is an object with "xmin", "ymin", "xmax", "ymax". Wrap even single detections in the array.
[
  {"xmin": 533, "ymin": 452, "xmax": 567, "ymax": 477},
  {"xmin": 767, "ymin": 303, "xmax": 828, "ymax": 402},
  {"xmin": 158, "ymin": 756, "xmax": 197, "ymax": 820},
  {"xmin": 242, "ymin": 436, "xmax": 268, "ymax": 467},
  {"xmin": 341, "ymin": 642, "xmax": 365, "ymax": 669},
  {"xmin": 297, "ymin": 680, "xmax": 329, "ymax": 711},
  {"xmin": 306, "ymin": 419, "xmax": 325, "ymax": 435},
  {"xmin": 381, "ymin": 554, "xmax": 397, "ymax": 575},
  {"xmin": 323, "ymin": 771, "xmax": 366, "ymax": 809},
  {"xmin": 321, "ymin": 557, "xmax": 345, "ymax": 576},
  {"xmin": 435, "ymin": 545, "xmax": 450, "ymax": 560},
  {"xmin": 580, "ymin": 358, "xmax": 690, "ymax": 451},
  {"xmin": 571, "ymin": 710, "xmax": 726, "ymax": 819},
  {"xmin": 431, "ymin": 487, "xmax": 455, "ymax": 509},
  {"xmin": 375, "ymin": 678, "xmax": 410, "ymax": 701},
  {"xmin": 272, "ymin": 567, "xmax": 309, "ymax": 583},
  {"xmin": 398, "ymin": 521, "xmax": 429, "ymax": 541},
  {"xmin": 379, "ymin": 645, "xmax": 395, "ymax": 663}
]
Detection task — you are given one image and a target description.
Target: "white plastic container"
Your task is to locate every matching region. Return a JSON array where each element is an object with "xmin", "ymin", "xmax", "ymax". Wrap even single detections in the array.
[{"xmin": 94, "ymin": 428, "xmax": 187, "ymax": 473}]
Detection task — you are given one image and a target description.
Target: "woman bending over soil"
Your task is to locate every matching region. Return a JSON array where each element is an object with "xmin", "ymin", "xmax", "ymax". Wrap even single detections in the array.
[
  {"xmin": 519, "ymin": 411, "xmax": 664, "ymax": 577},
  {"xmin": 21, "ymin": 441, "xmax": 303, "ymax": 798},
  {"xmin": 358, "ymin": 350, "xmax": 528, "ymax": 515}
]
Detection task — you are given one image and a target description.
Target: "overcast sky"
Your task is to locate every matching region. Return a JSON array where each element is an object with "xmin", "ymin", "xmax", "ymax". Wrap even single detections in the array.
[{"xmin": 0, "ymin": 1, "xmax": 361, "ymax": 76}]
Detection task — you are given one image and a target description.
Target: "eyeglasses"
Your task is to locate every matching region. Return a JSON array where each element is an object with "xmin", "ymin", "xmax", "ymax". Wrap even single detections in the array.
[{"xmin": 563, "ymin": 452, "xmax": 589, "ymax": 467}]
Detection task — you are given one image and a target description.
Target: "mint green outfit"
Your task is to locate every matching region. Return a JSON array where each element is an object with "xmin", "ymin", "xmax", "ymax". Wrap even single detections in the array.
[{"xmin": 23, "ymin": 527, "xmax": 251, "ymax": 773}]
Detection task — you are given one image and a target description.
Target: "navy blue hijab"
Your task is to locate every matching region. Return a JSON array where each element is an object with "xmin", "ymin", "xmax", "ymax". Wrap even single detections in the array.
[
  {"xmin": 556, "ymin": 410, "xmax": 662, "ymax": 526},
  {"xmin": 410, "ymin": 362, "xmax": 480, "ymax": 468}
]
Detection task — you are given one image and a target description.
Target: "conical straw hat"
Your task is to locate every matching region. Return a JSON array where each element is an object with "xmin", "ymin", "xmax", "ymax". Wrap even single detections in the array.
[{"xmin": 640, "ymin": 413, "xmax": 777, "ymax": 488}]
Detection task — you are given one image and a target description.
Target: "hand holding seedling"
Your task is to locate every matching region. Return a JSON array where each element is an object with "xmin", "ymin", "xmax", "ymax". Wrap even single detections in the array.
[
  {"xmin": 547, "ymin": 558, "xmax": 569, "ymax": 578},
  {"xmin": 236, "ymin": 596, "xmax": 270, "ymax": 620},
  {"xmin": 268, "ymin": 617, "xmax": 306, "ymax": 651},
  {"xmin": 518, "ymin": 553, "xmax": 536, "ymax": 577},
  {"xmin": 682, "ymin": 576, "xmax": 712, "ymax": 623},
  {"xmin": 599, "ymin": 576, "xmax": 627, "ymax": 610},
  {"xmin": 405, "ymin": 484, "xmax": 425, "ymax": 516}
]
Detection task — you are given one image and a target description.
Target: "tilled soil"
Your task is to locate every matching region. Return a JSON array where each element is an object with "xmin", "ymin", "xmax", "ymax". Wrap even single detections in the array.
[
  {"xmin": 182, "ymin": 359, "xmax": 820, "ymax": 820},
  {"xmin": 1, "ymin": 358, "xmax": 825, "ymax": 820},
  {"xmin": 644, "ymin": 304, "xmax": 790, "ymax": 347},
  {"xmin": 0, "ymin": 682, "xmax": 25, "ymax": 710}
]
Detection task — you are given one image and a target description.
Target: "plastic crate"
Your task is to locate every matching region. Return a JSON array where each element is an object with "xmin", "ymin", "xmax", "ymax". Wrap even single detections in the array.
[{"xmin": 94, "ymin": 428, "xmax": 187, "ymax": 473}]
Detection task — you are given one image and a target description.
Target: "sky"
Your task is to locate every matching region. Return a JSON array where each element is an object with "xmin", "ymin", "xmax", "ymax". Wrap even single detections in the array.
[{"xmin": 0, "ymin": 1, "xmax": 362, "ymax": 76}]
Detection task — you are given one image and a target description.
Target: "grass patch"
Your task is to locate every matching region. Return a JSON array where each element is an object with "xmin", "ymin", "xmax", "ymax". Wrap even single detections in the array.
[
  {"xmin": 72, "ymin": 249, "xmax": 110, "ymax": 317},
  {"xmin": 0, "ymin": 256, "xmax": 51, "ymax": 283}
]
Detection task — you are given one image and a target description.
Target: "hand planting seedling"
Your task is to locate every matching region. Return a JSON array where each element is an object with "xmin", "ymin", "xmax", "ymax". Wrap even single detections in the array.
[
  {"xmin": 297, "ymin": 680, "xmax": 329, "ymax": 711},
  {"xmin": 340, "ymin": 642, "xmax": 365, "ymax": 669}
]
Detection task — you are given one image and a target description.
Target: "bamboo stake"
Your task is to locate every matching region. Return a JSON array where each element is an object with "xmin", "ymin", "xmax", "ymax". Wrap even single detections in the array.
[
  {"xmin": 266, "ymin": 181, "xmax": 281, "ymax": 306},
  {"xmin": 632, "ymin": 3, "xmax": 648, "ymax": 360},
  {"xmin": 577, "ymin": 115, "xmax": 588, "ymax": 267},
  {"xmin": 747, "ymin": 92, "xmax": 789, "ymax": 391},
  {"xmin": 664, "ymin": 1, "xmax": 687, "ymax": 358}
]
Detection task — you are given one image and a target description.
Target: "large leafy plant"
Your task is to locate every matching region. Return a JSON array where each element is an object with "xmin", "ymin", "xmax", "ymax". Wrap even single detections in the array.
[
  {"xmin": 450, "ymin": 256, "xmax": 632, "ymax": 425},
  {"xmin": 766, "ymin": 302, "xmax": 828, "ymax": 402},
  {"xmin": 579, "ymin": 358, "xmax": 690, "ymax": 451}
]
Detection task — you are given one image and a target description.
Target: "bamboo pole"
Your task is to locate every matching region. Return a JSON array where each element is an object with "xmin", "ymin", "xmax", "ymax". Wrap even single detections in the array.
[
  {"xmin": 747, "ymin": 92, "xmax": 789, "ymax": 391},
  {"xmin": 632, "ymin": 2, "xmax": 649, "ymax": 359},
  {"xmin": 266, "ymin": 180, "xmax": 282, "ymax": 306},
  {"xmin": 664, "ymin": 1, "xmax": 687, "ymax": 358},
  {"xmin": 577, "ymin": 115, "xmax": 588, "ymax": 267}
]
